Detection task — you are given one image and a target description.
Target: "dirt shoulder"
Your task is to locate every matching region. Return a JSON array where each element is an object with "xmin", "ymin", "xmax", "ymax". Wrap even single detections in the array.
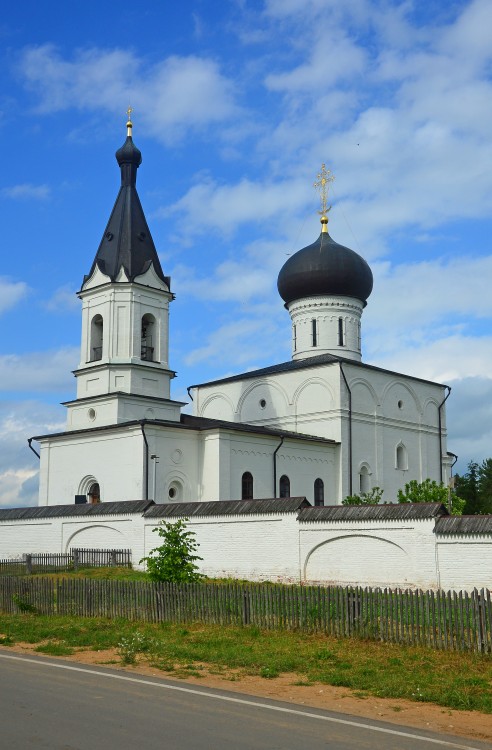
[{"xmin": 4, "ymin": 641, "xmax": 492, "ymax": 745}]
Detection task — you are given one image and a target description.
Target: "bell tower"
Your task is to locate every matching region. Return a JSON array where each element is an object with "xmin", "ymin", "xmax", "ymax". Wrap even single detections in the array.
[{"xmin": 64, "ymin": 113, "xmax": 183, "ymax": 430}]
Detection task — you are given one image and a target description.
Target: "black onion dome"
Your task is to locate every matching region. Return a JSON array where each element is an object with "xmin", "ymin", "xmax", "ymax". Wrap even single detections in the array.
[
  {"xmin": 277, "ymin": 230, "xmax": 373, "ymax": 306},
  {"xmin": 83, "ymin": 130, "xmax": 169, "ymax": 288},
  {"xmin": 116, "ymin": 136, "xmax": 142, "ymax": 168}
]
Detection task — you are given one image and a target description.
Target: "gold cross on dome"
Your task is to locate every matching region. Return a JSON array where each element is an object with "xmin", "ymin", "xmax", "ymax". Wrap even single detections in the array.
[
  {"xmin": 314, "ymin": 163, "xmax": 335, "ymax": 217},
  {"xmin": 126, "ymin": 106, "xmax": 133, "ymax": 122}
]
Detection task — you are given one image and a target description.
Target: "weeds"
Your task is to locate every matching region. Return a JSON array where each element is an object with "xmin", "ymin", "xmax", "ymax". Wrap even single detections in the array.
[
  {"xmin": 0, "ymin": 613, "xmax": 490, "ymax": 714},
  {"xmin": 34, "ymin": 641, "xmax": 75, "ymax": 656},
  {"xmin": 12, "ymin": 594, "xmax": 37, "ymax": 614},
  {"xmin": 117, "ymin": 631, "xmax": 150, "ymax": 665}
]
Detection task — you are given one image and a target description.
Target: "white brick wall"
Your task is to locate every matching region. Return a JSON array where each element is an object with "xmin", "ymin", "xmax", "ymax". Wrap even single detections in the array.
[
  {"xmin": 1, "ymin": 509, "xmax": 490, "ymax": 592},
  {"xmin": 436, "ymin": 535, "xmax": 492, "ymax": 591}
]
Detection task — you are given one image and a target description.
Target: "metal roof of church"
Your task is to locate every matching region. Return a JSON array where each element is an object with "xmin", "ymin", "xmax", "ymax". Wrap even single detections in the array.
[
  {"xmin": 83, "ymin": 120, "xmax": 169, "ymax": 287},
  {"xmin": 145, "ymin": 498, "xmax": 311, "ymax": 518},
  {"xmin": 31, "ymin": 413, "xmax": 338, "ymax": 445},
  {"xmin": 180, "ymin": 414, "xmax": 337, "ymax": 443},
  {"xmin": 189, "ymin": 352, "xmax": 448, "ymax": 390},
  {"xmin": 0, "ymin": 500, "xmax": 154, "ymax": 522},
  {"xmin": 298, "ymin": 503, "xmax": 449, "ymax": 522},
  {"xmin": 435, "ymin": 515, "xmax": 492, "ymax": 535}
]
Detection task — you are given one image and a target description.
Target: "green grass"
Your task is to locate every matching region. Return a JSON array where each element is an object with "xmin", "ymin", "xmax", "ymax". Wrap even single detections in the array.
[
  {"xmin": 34, "ymin": 641, "xmax": 75, "ymax": 656},
  {"xmin": 0, "ymin": 613, "xmax": 490, "ymax": 713},
  {"xmin": 38, "ymin": 567, "xmax": 148, "ymax": 581}
]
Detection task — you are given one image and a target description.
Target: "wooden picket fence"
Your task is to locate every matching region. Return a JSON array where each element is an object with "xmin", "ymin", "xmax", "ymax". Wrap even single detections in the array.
[
  {"xmin": 0, "ymin": 577, "xmax": 490, "ymax": 653},
  {"xmin": 0, "ymin": 549, "xmax": 132, "ymax": 575}
]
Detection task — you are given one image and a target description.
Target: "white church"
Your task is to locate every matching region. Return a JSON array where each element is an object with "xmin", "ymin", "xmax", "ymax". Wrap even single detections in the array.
[
  {"xmin": 2, "ymin": 119, "xmax": 491, "ymax": 593},
  {"xmin": 32, "ymin": 118, "xmax": 453, "ymax": 509}
]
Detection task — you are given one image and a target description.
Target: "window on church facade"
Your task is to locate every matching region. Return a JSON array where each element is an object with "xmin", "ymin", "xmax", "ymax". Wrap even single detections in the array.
[
  {"xmin": 279, "ymin": 475, "xmax": 290, "ymax": 498},
  {"xmin": 396, "ymin": 444, "xmax": 408, "ymax": 470},
  {"xmin": 241, "ymin": 471, "xmax": 254, "ymax": 500},
  {"xmin": 338, "ymin": 317, "xmax": 344, "ymax": 346},
  {"xmin": 312, "ymin": 319, "xmax": 317, "ymax": 347},
  {"xmin": 88, "ymin": 482, "xmax": 101, "ymax": 504},
  {"xmin": 141, "ymin": 314, "xmax": 157, "ymax": 361},
  {"xmin": 314, "ymin": 478, "xmax": 324, "ymax": 506},
  {"xmin": 359, "ymin": 465, "xmax": 370, "ymax": 494},
  {"xmin": 293, "ymin": 324, "xmax": 297, "ymax": 351},
  {"xmin": 90, "ymin": 315, "xmax": 103, "ymax": 361}
]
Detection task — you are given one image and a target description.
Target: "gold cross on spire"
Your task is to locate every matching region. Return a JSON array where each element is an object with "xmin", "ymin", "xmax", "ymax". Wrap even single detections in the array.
[
  {"xmin": 314, "ymin": 163, "xmax": 335, "ymax": 232},
  {"xmin": 126, "ymin": 106, "xmax": 133, "ymax": 136}
]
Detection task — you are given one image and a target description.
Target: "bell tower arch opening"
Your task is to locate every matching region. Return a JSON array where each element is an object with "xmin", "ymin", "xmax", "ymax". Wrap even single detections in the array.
[
  {"xmin": 90, "ymin": 314, "xmax": 103, "ymax": 362},
  {"xmin": 141, "ymin": 313, "xmax": 157, "ymax": 362}
]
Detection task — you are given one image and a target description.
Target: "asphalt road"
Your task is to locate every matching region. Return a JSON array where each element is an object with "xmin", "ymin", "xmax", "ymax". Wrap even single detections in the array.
[{"xmin": 0, "ymin": 651, "xmax": 489, "ymax": 750}]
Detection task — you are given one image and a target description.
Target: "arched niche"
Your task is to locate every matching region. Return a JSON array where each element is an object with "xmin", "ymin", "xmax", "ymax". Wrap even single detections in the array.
[
  {"xmin": 351, "ymin": 380, "xmax": 378, "ymax": 416},
  {"xmin": 358, "ymin": 463, "xmax": 372, "ymax": 494},
  {"xmin": 304, "ymin": 534, "xmax": 409, "ymax": 586},
  {"xmin": 200, "ymin": 394, "xmax": 235, "ymax": 422},
  {"xmin": 423, "ymin": 399, "xmax": 440, "ymax": 427},
  {"xmin": 294, "ymin": 378, "xmax": 335, "ymax": 417},
  {"xmin": 381, "ymin": 381, "xmax": 421, "ymax": 420},
  {"xmin": 65, "ymin": 524, "xmax": 125, "ymax": 552},
  {"xmin": 238, "ymin": 380, "xmax": 289, "ymax": 423},
  {"xmin": 396, "ymin": 442, "xmax": 408, "ymax": 470}
]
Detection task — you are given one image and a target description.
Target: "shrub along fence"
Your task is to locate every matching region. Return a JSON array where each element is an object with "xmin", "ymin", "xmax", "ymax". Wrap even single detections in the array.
[
  {"xmin": 0, "ymin": 549, "xmax": 132, "ymax": 575},
  {"xmin": 0, "ymin": 576, "xmax": 490, "ymax": 654}
]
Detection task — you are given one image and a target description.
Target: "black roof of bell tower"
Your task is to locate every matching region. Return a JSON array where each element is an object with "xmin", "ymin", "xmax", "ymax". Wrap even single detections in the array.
[{"xmin": 84, "ymin": 123, "xmax": 169, "ymax": 287}]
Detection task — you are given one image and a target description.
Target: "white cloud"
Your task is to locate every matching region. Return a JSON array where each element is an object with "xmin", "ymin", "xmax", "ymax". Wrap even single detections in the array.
[
  {"xmin": 367, "ymin": 334, "xmax": 492, "ymax": 384},
  {"xmin": 359, "ymin": 253, "xmax": 492, "ymax": 383},
  {"xmin": 0, "ymin": 277, "xmax": 28, "ymax": 314},
  {"xmin": 18, "ymin": 46, "xmax": 238, "ymax": 144},
  {"xmin": 0, "ymin": 400, "xmax": 65, "ymax": 508},
  {"xmin": 165, "ymin": 176, "xmax": 311, "ymax": 238},
  {"xmin": 0, "ymin": 347, "xmax": 78, "ymax": 392},
  {"xmin": 367, "ymin": 255, "xmax": 492, "ymax": 330},
  {"xmin": 265, "ymin": 32, "xmax": 366, "ymax": 93},
  {"xmin": 44, "ymin": 285, "xmax": 80, "ymax": 313},
  {"xmin": 185, "ymin": 316, "xmax": 288, "ymax": 368},
  {"xmin": 0, "ymin": 469, "xmax": 39, "ymax": 508},
  {"xmin": 446, "ymin": 376, "xmax": 492, "ymax": 472},
  {"xmin": 1, "ymin": 183, "xmax": 50, "ymax": 200}
]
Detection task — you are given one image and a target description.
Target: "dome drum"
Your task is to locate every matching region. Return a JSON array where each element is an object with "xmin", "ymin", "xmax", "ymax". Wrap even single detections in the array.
[{"xmin": 289, "ymin": 294, "xmax": 364, "ymax": 362}]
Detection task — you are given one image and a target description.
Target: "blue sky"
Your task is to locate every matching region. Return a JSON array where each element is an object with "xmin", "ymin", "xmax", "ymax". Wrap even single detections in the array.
[{"xmin": 1, "ymin": 0, "xmax": 492, "ymax": 506}]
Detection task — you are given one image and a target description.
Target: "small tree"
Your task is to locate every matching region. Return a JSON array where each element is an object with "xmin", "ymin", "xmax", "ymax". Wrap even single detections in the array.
[
  {"xmin": 342, "ymin": 487, "xmax": 383, "ymax": 506},
  {"xmin": 140, "ymin": 518, "xmax": 203, "ymax": 583},
  {"xmin": 397, "ymin": 478, "xmax": 465, "ymax": 516}
]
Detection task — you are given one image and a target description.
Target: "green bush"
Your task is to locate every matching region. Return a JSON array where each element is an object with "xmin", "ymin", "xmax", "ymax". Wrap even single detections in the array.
[{"xmin": 140, "ymin": 518, "xmax": 203, "ymax": 583}]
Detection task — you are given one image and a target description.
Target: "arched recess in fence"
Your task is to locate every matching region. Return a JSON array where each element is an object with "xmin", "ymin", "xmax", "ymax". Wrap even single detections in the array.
[
  {"xmin": 303, "ymin": 534, "xmax": 410, "ymax": 587},
  {"xmin": 64, "ymin": 524, "xmax": 126, "ymax": 552}
]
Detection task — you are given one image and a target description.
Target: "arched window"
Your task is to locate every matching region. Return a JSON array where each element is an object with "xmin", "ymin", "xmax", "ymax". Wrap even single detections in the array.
[
  {"xmin": 141, "ymin": 314, "xmax": 157, "ymax": 361},
  {"xmin": 314, "ymin": 478, "xmax": 324, "ymax": 506},
  {"xmin": 396, "ymin": 443, "xmax": 408, "ymax": 470},
  {"xmin": 279, "ymin": 475, "xmax": 290, "ymax": 498},
  {"xmin": 90, "ymin": 315, "xmax": 103, "ymax": 361},
  {"xmin": 359, "ymin": 465, "xmax": 371, "ymax": 494},
  {"xmin": 88, "ymin": 483, "xmax": 100, "ymax": 504},
  {"xmin": 312, "ymin": 319, "xmax": 318, "ymax": 347},
  {"xmin": 338, "ymin": 317, "xmax": 344, "ymax": 347},
  {"xmin": 241, "ymin": 471, "xmax": 254, "ymax": 500}
]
